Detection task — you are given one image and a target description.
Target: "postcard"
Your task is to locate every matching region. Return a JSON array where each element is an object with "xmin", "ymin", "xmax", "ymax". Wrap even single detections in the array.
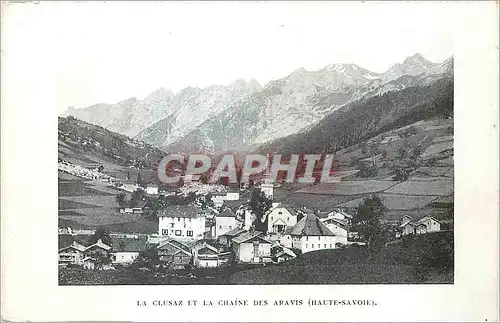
[{"xmin": 1, "ymin": 1, "xmax": 498, "ymax": 322}]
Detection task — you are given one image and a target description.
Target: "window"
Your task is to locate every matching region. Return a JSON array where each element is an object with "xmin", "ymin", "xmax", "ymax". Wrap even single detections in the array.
[
  {"xmin": 287, "ymin": 217, "xmax": 289, "ymax": 221},
  {"xmin": 305, "ymin": 244, "xmax": 308, "ymax": 248},
  {"xmin": 175, "ymin": 230, "xmax": 182, "ymax": 236},
  {"xmin": 324, "ymin": 244, "xmax": 327, "ymax": 248},
  {"xmin": 187, "ymin": 230, "xmax": 193, "ymax": 237},
  {"xmin": 170, "ymin": 223, "xmax": 174, "ymax": 228},
  {"xmin": 189, "ymin": 218, "xmax": 191, "ymax": 222},
  {"xmin": 278, "ymin": 211, "xmax": 282, "ymax": 215},
  {"xmin": 177, "ymin": 217, "xmax": 180, "ymax": 221},
  {"xmin": 219, "ymin": 225, "xmax": 222, "ymax": 229},
  {"xmin": 311, "ymin": 244, "xmax": 314, "ymax": 248},
  {"xmin": 306, "ymin": 237, "xmax": 308, "ymax": 241},
  {"xmin": 270, "ymin": 216, "xmax": 273, "ymax": 221},
  {"xmin": 330, "ymin": 244, "xmax": 332, "ymax": 248},
  {"xmin": 229, "ymin": 225, "xmax": 232, "ymax": 229},
  {"xmin": 162, "ymin": 229, "xmax": 167, "ymax": 235}
]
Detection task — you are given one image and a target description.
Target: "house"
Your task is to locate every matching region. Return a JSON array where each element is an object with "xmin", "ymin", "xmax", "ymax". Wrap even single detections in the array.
[
  {"xmin": 400, "ymin": 221, "xmax": 416, "ymax": 236},
  {"xmin": 326, "ymin": 209, "xmax": 354, "ymax": 226},
  {"xmin": 192, "ymin": 240, "xmax": 232, "ymax": 268},
  {"xmin": 183, "ymin": 174, "xmax": 201, "ymax": 183},
  {"xmin": 231, "ymin": 231, "xmax": 272, "ymax": 264},
  {"xmin": 145, "ymin": 184, "xmax": 159, "ymax": 195},
  {"xmin": 215, "ymin": 208, "xmax": 241, "ymax": 238},
  {"xmin": 119, "ymin": 199, "xmax": 147, "ymax": 214},
  {"xmin": 82, "ymin": 239, "xmax": 113, "ymax": 270},
  {"xmin": 319, "ymin": 217, "xmax": 348, "ymax": 245},
  {"xmin": 415, "ymin": 216, "xmax": 441, "ymax": 234},
  {"xmin": 281, "ymin": 213, "xmax": 339, "ymax": 254},
  {"xmin": 210, "ymin": 189, "xmax": 241, "ymax": 208},
  {"xmin": 211, "ymin": 193, "xmax": 226, "ymax": 208},
  {"xmin": 415, "ymin": 223, "xmax": 427, "ymax": 235},
  {"xmin": 111, "ymin": 236, "xmax": 148, "ymax": 265},
  {"xmin": 271, "ymin": 244, "xmax": 297, "ymax": 263},
  {"xmin": 156, "ymin": 239, "xmax": 192, "ymax": 269},
  {"xmin": 243, "ymin": 208, "xmax": 256, "ymax": 231},
  {"xmin": 58, "ymin": 241, "xmax": 86, "ymax": 266},
  {"xmin": 260, "ymin": 183, "xmax": 274, "ymax": 199},
  {"xmin": 119, "ymin": 181, "xmax": 142, "ymax": 193},
  {"xmin": 380, "ymin": 135, "xmax": 401, "ymax": 144},
  {"xmin": 225, "ymin": 187, "xmax": 240, "ymax": 201},
  {"xmin": 399, "ymin": 215, "xmax": 441, "ymax": 236},
  {"xmin": 266, "ymin": 203, "xmax": 298, "ymax": 234},
  {"xmin": 400, "ymin": 215, "xmax": 413, "ymax": 224},
  {"xmin": 158, "ymin": 204, "xmax": 206, "ymax": 241},
  {"xmin": 217, "ymin": 227, "xmax": 246, "ymax": 248}
]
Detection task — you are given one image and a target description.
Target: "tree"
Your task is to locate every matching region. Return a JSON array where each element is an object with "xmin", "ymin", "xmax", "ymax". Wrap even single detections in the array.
[
  {"xmin": 86, "ymin": 248, "xmax": 111, "ymax": 270},
  {"xmin": 201, "ymin": 193, "xmax": 215, "ymax": 210},
  {"xmin": 396, "ymin": 147, "xmax": 407, "ymax": 160},
  {"xmin": 133, "ymin": 248, "xmax": 161, "ymax": 271},
  {"xmin": 392, "ymin": 167, "xmax": 412, "ymax": 181},
  {"xmin": 115, "ymin": 193, "xmax": 126, "ymax": 207},
  {"xmin": 249, "ymin": 188, "xmax": 273, "ymax": 233},
  {"xmin": 358, "ymin": 163, "xmax": 379, "ymax": 178},
  {"xmin": 130, "ymin": 189, "xmax": 146, "ymax": 207},
  {"xmin": 410, "ymin": 147, "xmax": 421, "ymax": 162},
  {"xmin": 97, "ymin": 165, "xmax": 104, "ymax": 172},
  {"xmin": 90, "ymin": 227, "xmax": 112, "ymax": 246},
  {"xmin": 353, "ymin": 195, "xmax": 387, "ymax": 250}
]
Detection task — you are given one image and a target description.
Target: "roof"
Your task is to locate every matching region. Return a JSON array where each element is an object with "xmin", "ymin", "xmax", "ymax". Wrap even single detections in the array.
[
  {"xmin": 216, "ymin": 207, "xmax": 236, "ymax": 218},
  {"xmin": 416, "ymin": 216, "xmax": 441, "ymax": 224},
  {"xmin": 400, "ymin": 221, "xmax": 415, "ymax": 228},
  {"xmin": 157, "ymin": 238, "xmax": 191, "ymax": 254},
  {"xmin": 219, "ymin": 227, "xmax": 245, "ymax": 237},
  {"xmin": 320, "ymin": 217, "xmax": 348, "ymax": 230},
  {"xmin": 337, "ymin": 210, "xmax": 353, "ymax": 219},
  {"xmin": 231, "ymin": 231, "xmax": 271, "ymax": 244},
  {"xmin": 265, "ymin": 202, "xmax": 298, "ymax": 218},
  {"xmin": 157, "ymin": 204, "xmax": 201, "ymax": 218},
  {"xmin": 130, "ymin": 199, "xmax": 147, "ymax": 209},
  {"xmin": 111, "ymin": 236, "xmax": 148, "ymax": 252},
  {"xmin": 59, "ymin": 241, "xmax": 87, "ymax": 253},
  {"xmin": 58, "ymin": 234, "xmax": 92, "ymax": 249},
  {"xmin": 286, "ymin": 213, "xmax": 335, "ymax": 236},
  {"xmin": 86, "ymin": 239, "xmax": 112, "ymax": 251}
]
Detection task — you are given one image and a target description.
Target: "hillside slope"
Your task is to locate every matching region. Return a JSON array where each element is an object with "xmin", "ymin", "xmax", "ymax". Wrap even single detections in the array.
[
  {"xmin": 58, "ymin": 116, "xmax": 165, "ymax": 176},
  {"xmin": 260, "ymin": 77, "xmax": 453, "ymax": 155}
]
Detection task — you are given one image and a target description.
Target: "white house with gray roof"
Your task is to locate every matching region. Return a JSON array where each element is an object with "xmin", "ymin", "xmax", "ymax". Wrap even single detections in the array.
[
  {"xmin": 280, "ymin": 213, "xmax": 341, "ymax": 254},
  {"xmin": 158, "ymin": 204, "xmax": 206, "ymax": 241}
]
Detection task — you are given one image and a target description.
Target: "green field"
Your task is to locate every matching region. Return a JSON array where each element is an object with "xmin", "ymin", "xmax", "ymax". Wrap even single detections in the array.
[{"xmin": 58, "ymin": 171, "xmax": 157, "ymax": 233}]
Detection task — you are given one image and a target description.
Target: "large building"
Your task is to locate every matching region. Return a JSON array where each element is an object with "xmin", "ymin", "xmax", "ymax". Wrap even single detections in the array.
[
  {"xmin": 265, "ymin": 202, "xmax": 298, "ymax": 234},
  {"xmin": 158, "ymin": 205, "xmax": 206, "ymax": 241},
  {"xmin": 280, "ymin": 213, "xmax": 341, "ymax": 254},
  {"xmin": 215, "ymin": 208, "xmax": 241, "ymax": 238}
]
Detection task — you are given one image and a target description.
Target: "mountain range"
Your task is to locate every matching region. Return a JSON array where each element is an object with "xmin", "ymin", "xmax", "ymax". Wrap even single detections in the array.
[{"xmin": 63, "ymin": 53, "xmax": 453, "ymax": 154}]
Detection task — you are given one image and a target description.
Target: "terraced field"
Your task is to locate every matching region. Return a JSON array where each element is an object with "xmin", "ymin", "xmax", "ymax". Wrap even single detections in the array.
[
  {"xmin": 274, "ymin": 118, "xmax": 454, "ymax": 220},
  {"xmin": 58, "ymin": 171, "xmax": 156, "ymax": 233}
]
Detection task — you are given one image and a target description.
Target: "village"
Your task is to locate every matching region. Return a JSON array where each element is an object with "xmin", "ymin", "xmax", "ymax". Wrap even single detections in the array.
[{"xmin": 58, "ymin": 162, "xmax": 444, "ymax": 278}]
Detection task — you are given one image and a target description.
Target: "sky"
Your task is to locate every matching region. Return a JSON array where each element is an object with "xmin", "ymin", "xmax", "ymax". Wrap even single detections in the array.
[{"xmin": 2, "ymin": 2, "xmax": 455, "ymax": 115}]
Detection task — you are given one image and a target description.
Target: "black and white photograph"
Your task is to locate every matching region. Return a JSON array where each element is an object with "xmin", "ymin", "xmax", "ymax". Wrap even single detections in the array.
[
  {"xmin": 55, "ymin": 2, "xmax": 455, "ymax": 285},
  {"xmin": 2, "ymin": 1, "xmax": 499, "ymax": 322}
]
